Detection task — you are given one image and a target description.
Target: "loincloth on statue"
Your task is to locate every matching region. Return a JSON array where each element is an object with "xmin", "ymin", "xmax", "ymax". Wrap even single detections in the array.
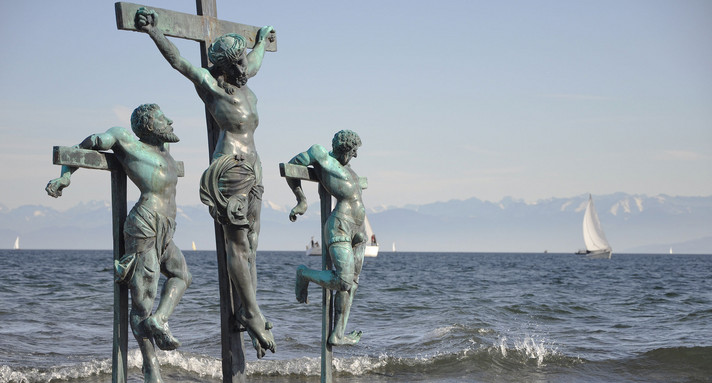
[
  {"xmin": 199, "ymin": 154, "xmax": 264, "ymax": 228},
  {"xmin": 115, "ymin": 204, "xmax": 178, "ymax": 284},
  {"xmin": 325, "ymin": 211, "xmax": 366, "ymax": 247}
]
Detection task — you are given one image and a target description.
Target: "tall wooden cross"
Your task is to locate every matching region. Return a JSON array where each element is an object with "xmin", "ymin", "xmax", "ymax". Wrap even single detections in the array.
[
  {"xmin": 279, "ymin": 163, "xmax": 368, "ymax": 383},
  {"xmin": 115, "ymin": 2, "xmax": 276, "ymax": 382},
  {"xmin": 51, "ymin": 146, "xmax": 184, "ymax": 383}
]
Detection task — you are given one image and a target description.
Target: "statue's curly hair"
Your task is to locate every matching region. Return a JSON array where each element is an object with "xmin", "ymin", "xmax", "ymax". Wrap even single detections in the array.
[
  {"xmin": 130, "ymin": 103, "xmax": 160, "ymax": 138},
  {"xmin": 332, "ymin": 130, "xmax": 362, "ymax": 154}
]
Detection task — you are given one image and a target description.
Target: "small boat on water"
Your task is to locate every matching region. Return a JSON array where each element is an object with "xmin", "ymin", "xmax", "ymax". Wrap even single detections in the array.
[
  {"xmin": 192, "ymin": 241, "xmax": 197, "ymax": 251},
  {"xmin": 577, "ymin": 194, "xmax": 612, "ymax": 259},
  {"xmin": 306, "ymin": 236, "xmax": 321, "ymax": 256},
  {"xmin": 364, "ymin": 216, "xmax": 379, "ymax": 257},
  {"xmin": 307, "ymin": 215, "xmax": 379, "ymax": 257},
  {"xmin": 13, "ymin": 236, "xmax": 19, "ymax": 250}
]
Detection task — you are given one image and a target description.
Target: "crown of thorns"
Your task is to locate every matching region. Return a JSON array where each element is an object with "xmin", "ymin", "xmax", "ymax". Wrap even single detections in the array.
[{"xmin": 208, "ymin": 33, "xmax": 247, "ymax": 66}]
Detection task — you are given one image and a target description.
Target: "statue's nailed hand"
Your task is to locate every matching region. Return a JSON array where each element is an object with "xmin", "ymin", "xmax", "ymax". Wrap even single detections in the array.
[
  {"xmin": 257, "ymin": 26, "xmax": 276, "ymax": 44},
  {"xmin": 289, "ymin": 201, "xmax": 307, "ymax": 222},
  {"xmin": 135, "ymin": 7, "xmax": 157, "ymax": 31},
  {"xmin": 45, "ymin": 177, "xmax": 70, "ymax": 198}
]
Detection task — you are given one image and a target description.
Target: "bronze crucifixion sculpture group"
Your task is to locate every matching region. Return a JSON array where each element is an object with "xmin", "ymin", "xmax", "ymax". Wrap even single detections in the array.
[{"xmin": 47, "ymin": 2, "xmax": 369, "ymax": 383}]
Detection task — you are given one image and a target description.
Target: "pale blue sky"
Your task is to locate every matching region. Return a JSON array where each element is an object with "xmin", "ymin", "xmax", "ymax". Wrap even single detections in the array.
[{"xmin": 1, "ymin": 0, "xmax": 710, "ymax": 211}]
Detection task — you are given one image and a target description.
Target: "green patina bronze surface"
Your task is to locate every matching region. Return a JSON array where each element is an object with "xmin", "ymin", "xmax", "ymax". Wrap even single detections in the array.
[
  {"xmin": 284, "ymin": 130, "xmax": 368, "ymax": 350},
  {"xmin": 133, "ymin": 5, "xmax": 276, "ymax": 361},
  {"xmin": 47, "ymin": 104, "xmax": 191, "ymax": 383}
]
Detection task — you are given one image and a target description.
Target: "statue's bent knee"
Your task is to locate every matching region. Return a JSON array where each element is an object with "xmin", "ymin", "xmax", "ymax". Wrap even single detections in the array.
[{"xmin": 337, "ymin": 275, "xmax": 353, "ymax": 291}]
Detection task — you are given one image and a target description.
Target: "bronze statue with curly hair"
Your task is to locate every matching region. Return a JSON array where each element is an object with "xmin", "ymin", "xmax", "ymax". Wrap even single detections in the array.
[
  {"xmin": 135, "ymin": 7, "xmax": 276, "ymax": 358},
  {"xmin": 286, "ymin": 130, "xmax": 366, "ymax": 346}
]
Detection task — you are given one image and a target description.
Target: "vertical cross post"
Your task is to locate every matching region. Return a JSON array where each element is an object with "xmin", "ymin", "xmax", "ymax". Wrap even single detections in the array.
[
  {"xmin": 318, "ymin": 184, "xmax": 334, "ymax": 383},
  {"xmin": 52, "ymin": 146, "xmax": 184, "ymax": 383},
  {"xmin": 115, "ymin": 3, "xmax": 276, "ymax": 382},
  {"xmin": 110, "ymin": 168, "xmax": 129, "ymax": 383},
  {"xmin": 193, "ymin": 3, "xmax": 245, "ymax": 380}
]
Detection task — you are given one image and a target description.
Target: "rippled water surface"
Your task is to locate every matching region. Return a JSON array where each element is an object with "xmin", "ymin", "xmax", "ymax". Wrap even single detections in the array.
[{"xmin": 1, "ymin": 250, "xmax": 711, "ymax": 382}]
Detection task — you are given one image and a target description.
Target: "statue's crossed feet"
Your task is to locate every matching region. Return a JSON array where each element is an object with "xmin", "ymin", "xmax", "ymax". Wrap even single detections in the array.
[
  {"xmin": 235, "ymin": 310, "xmax": 276, "ymax": 359},
  {"xmin": 295, "ymin": 265, "xmax": 309, "ymax": 303},
  {"xmin": 146, "ymin": 316, "xmax": 181, "ymax": 350},
  {"xmin": 328, "ymin": 330, "xmax": 363, "ymax": 346}
]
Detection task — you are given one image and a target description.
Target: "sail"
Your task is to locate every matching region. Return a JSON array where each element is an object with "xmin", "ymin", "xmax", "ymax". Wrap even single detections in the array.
[
  {"xmin": 363, "ymin": 215, "xmax": 379, "ymax": 257},
  {"xmin": 364, "ymin": 216, "xmax": 377, "ymax": 245},
  {"xmin": 13, "ymin": 236, "xmax": 19, "ymax": 250},
  {"xmin": 582, "ymin": 195, "xmax": 611, "ymax": 252}
]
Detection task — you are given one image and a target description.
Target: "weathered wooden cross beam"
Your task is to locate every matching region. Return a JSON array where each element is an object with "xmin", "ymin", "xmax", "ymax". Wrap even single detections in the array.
[
  {"xmin": 52, "ymin": 145, "xmax": 184, "ymax": 383},
  {"xmin": 279, "ymin": 163, "xmax": 367, "ymax": 383},
  {"xmin": 116, "ymin": 2, "xmax": 276, "ymax": 382}
]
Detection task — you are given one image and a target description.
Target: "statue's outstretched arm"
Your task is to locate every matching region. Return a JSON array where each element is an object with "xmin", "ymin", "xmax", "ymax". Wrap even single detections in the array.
[
  {"xmin": 286, "ymin": 151, "xmax": 309, "ymax": 221},
  {"xmin": 246, "ymin": 26, "xmax": 274, "ymax": 79},
  {"xmin": 286, "ymin": 145, "xmax": 328, "ymax": 221},
  {"xmin": 45, "ymin": 130, "xmax": 119, "ymax": 198},
  {"xmin": 136, "ymin": 8, "xmax": 210, "ymax": 88}
]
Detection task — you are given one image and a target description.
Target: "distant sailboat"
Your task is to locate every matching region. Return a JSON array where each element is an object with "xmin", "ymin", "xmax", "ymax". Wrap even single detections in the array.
[
  {"xmin": 192, "ymin": 241, "xmax": 197, "ymax": 251},
  {"xmin": 13, "ymin": 236, "xmax": 19, "ymax": 250},
  {"xmin": 577, "ymin": 194, "xmax": 612, "ymax": 259},
  {"xmin": 392, "ymin": 242, "xmax": 396, "ymax": 252},
  {"xmin": 669, "ymin": 247, "xmax": 673, "ymax": 255}
]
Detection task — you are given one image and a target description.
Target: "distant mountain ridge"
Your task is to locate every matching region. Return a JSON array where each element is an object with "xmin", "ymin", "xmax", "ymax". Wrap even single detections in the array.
[{"xmin": 1, "ymin": 193, "xmax": 710, "ymax": 253}]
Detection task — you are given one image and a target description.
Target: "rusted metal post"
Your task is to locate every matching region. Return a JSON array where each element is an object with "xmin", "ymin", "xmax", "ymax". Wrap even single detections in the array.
[
  {"xmin": 110, "ymin": 168, "xmax": 128, "ymax": 383},
  {"xmin": 318, "ymin": 184, "xmax": 334, "ymax": 383}
]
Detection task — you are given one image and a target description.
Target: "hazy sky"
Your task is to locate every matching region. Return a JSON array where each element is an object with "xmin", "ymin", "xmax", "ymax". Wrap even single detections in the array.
[{"xmin": 1, "ymin": 0, "xmax": 710, "ymax": 212}]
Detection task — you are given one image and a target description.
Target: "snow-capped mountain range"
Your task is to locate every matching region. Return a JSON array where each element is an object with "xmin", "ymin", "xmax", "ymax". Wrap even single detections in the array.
[{"xmin": 1, "ymin": 193, "xmax": 710, "ymax": 253}]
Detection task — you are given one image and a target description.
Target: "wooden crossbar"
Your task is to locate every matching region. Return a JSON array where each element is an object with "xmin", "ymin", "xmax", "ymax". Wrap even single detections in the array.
[{"xmin": 52, "ymin": 146, "xmax": 184, "ymax": 176}]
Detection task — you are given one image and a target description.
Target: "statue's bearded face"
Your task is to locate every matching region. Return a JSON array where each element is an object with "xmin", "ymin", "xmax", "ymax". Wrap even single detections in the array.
[
  {"xmin": 221, "ymin": 51, "xmax": 248, "ymax": 87},
  {"xmin": 149, "ymin": 110, "xmax": 179, "ymax": 143},
  {"xmin": 337, "ymin": 146, "xmax": 358, "ymax": 166}
]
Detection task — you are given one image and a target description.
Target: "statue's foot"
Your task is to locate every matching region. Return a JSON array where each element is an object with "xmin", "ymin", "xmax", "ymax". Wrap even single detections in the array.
[
  {"xmin": 146, "ymin": 316, "xmax": 181, "ymax": 351},
  {"xmin": 328, "ymin": 330, "xmax": 362, "ymax": 346},
  {"xmin": 295, "ymin": 265, "xmax": 309, "ymax": 304},
  {"xmin": 236, "ymin": 311, "xmax": 276, "ymax": 359}
]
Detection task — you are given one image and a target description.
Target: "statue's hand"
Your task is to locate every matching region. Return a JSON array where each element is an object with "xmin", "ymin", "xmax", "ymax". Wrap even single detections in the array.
[
  {"xmin": 289, "ymin": 201, "xmax": 307, "ymax": 222},
  {"xmin": 46, "ymin": 176, "xmax": 70, "ymax": 198},
  {"xmin": 257, "ymin": 26, "xmax": 275, "ymax": 44},
  {"xmin": 135, "ymin": 7, "xmax": 157, "ymax": 31}
]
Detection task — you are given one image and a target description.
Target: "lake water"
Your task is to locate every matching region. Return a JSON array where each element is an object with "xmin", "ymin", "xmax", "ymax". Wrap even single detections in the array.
[{"xmin": 1, "ymin": 250, "xmax": 710, "ymax": 382}]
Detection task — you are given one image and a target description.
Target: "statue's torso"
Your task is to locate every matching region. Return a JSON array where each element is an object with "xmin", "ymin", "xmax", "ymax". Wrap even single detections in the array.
[
  {"xmin": 319, "ymin": 160, "xmax": 365, "ymax": 225},
  {"xmin": 201, "ymin": 85, "xmax": 259, "ymax": 162},
  {"xmin": 119, "ymin": 145, "xmax": 178, "ymax": 219}
]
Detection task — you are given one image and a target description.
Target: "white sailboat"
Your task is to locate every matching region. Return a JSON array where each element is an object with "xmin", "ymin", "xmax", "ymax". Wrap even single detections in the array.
[
  {"xmin": 364, "ymin": 216, "xmax": 379, "ymax": 257},
  {"xmin": 392, "ymin": 242, "xmax": 396, "ymax": 252},
  {"xmin": 13, "ymin": 236, "xmax": 19, "ymax": 250},
  {"xmin": 192, "ymin": 241, "xmax": 197, "ymax": 251},
  {"xmin": 578, "ymin": 194, "xmax": 612, "ymax": 259}
]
